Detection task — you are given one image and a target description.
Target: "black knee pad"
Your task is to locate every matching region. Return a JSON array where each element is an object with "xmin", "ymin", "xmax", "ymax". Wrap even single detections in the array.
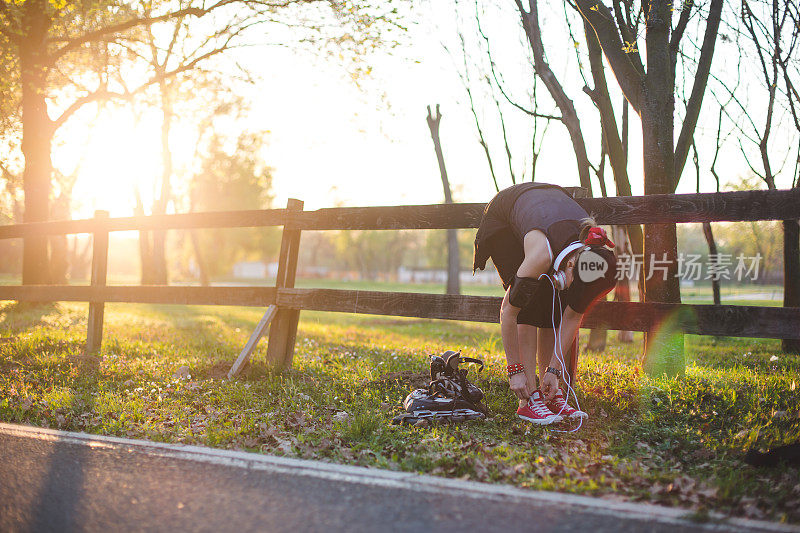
[{"xmin": 509, "ymin": 275, "xmax": 543, "ymax": 308}]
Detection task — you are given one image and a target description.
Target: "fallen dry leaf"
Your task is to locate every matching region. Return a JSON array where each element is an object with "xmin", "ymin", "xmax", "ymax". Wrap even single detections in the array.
[
  {"xmin": 275, "ymin": 437, "xmax": 294, "ymax": 455},
  {"xmin": 286, "ymin": 411, "xmax": 308, "ymax": 429}
]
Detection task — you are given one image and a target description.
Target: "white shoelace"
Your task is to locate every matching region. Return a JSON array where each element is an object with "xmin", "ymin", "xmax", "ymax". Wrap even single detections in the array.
[
  {"xmin": 529, "ymin": 396, "xmax": 555, "ymax": 416},
  {"xmin": 549, "ymin": 391, "xmax": 570, "ymax": 411}
]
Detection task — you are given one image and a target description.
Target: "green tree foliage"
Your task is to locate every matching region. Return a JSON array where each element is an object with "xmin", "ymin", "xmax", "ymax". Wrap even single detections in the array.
[
  {"xmin": 423, "ymin": 229, "xmax": 473, "ymax": 270},
  {"xmin": 187, "ymin": 131, "xmax": 278, "ymax": 279},
  {"xmin": 678, "ymin": 175, "xmax": 785, "ymax": 284},
  {"xmin": 333, "ymin": 230, "xmax": 417, "ymax": 281},
  {"xmin": 0, "ymin": 0, "xmax": 409, "ymax": 284},
  {"xmin": 678, "ymin": 222, "xmax": 782, "ymax": 283}
]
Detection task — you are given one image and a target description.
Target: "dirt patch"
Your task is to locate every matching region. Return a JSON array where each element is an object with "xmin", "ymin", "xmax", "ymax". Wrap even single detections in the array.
[{"xmin": 204, "ymin": 360, "xmax": 234, "ymax": 379}]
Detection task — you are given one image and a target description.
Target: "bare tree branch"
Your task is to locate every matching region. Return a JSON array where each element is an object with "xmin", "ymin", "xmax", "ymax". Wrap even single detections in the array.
[
  {"xmin": 778, "ymin": 2, "xmax": 800, "ymax": 133},
  {"xmin": 562, "ymin": 1, "xmax": 590, "ymax": 88},
  {"xmin": 52, "ymin": 42, "xmax": 234, "ymax": 130},
  {"xmin": 474, "ymin": 0, "xmax": 560, "ymax": 120},
  {"xmin": 582, "ymin": 18, "xmax": 632, "ymax": 196},
  {"xmin": 738, "ymin": 138, "xmax": 766, "ymax": 180},
  {"xmin": 575, "ymin": 0, "xmax": 644, "ymax": 113},
  {"xmin": 709, "ymin": 75, "xmax": 760, "ymax": 145},
  {"xmin": 673, "ymin": 0, "xmax": 723, "ymax": 185},
  {"xmin": 710, "ymin": 107, "xmax": 724, "ymax": 192},
  {"xmin": 489, "ymin": 82, "xmax": 516, "ymax": 184},
  {"xmin": 452, "ymin": 26, "xmax": 500, "ymax": 191},
  {"xmin": 47, "ymin": 4, "xmax": 218, "ymax": 64},
  {"xmin": 51, "ymin": 89, "xmax": 117, "ymax": 131},
  {"xmin": 670, "ymin": 0, "xmax": 694, "ymax": 52},
  {"xmin": 594, "ymin": 121, "xmax": 608, "ymax": 197},
  {"xmin": 794, "ymin": 139, "xmax": 800, "ymax": 188},
  {"xmin": 518, "ymin": 0, "xmax": 592, "ymax": 193}
]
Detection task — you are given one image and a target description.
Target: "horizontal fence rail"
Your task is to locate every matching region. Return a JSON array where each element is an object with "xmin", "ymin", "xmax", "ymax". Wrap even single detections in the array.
[
  {"xmin": 275, "ymin": 289, "xmax": 800, "ymax": 340},
  {"xmin": 1, "ymin": 188, "xmax": 799, "ymax": 366},
  {"xmin": 0, "ymin": 209, "xmax": 289, "ymax": 239},
  {"xmin": 4, "ymin": 286, "xmax": 799, "ymax": 340},
  {"xmin": 1, "ymin": 188, "xmax": 799, "ymax": 239},
  {"xmin": 0, "ymin": 286, "xmax": 277, "ymax": 307},
  {"xmin": 290, "ymin": 188, "xmax": 800, "ymax": 230}
]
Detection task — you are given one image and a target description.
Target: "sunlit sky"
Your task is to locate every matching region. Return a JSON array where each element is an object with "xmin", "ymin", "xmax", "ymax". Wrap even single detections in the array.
[{"xmin": 53, "ymin": 2, "xmax": 797, "ymax": 219}]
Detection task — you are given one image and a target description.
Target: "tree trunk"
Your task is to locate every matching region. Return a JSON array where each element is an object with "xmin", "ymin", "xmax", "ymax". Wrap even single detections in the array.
[
  {"xmin": 49, "ymin": 236, "xmax": 69, "ymax": 284},
  {"xmin": 20, "ymin": 0, "xmax": 53, "ymax": 285},
  {"xmin": 189, "ymin": 230, "xmax": 210, "ymax": 287},
  {"xmin": 586, "ymin": 299, "xmax": 608, "ymax": 351},
  {"xmin": 151, "ymin": 230, "xmax": 168, "ymax": 284},
  {"xmin": 520, "ymin": 0, "xmax": 592, "ymax": 194},
  {"xmin": 143, "ymin": 76, "xmax": 173, "ymax": 285},
  {"xmin": 783, "ymin": 218, "xmax": 800, "ymax": 353},
  {"xmin": 135, "ymin": 189, "xmax": 155, "ymax": 284},
  {"xmin": 49, "ymin": 194, "xmax": 72, "ymax": 284},
  {"xmin": 426, "ymin": 105, "xmax": 460, "ymax": 295},
  {"xmin": 581, "ymin": 31, "xmax": 646, "ymax": 302},
  {"xmin": 68, "ymin": 235, "xmax": 92, "ymax": 281},
  {"xmin": 641, "ymin": 0, "xmax": 683, "ymax": 376},
  {"xmin": 612, "ymin": 225, "xmax": 634, "ymax": 342},
  {"xmin": 619, "ymin": 98, "xmax": 645, "ymax": 301},
  {"xmin": 702, "ymin": 222, "xmax": 721, "ymax": 305},
  {"xmin": 584, "ymin": 20, "xmax": 627, "ymax": 196}
]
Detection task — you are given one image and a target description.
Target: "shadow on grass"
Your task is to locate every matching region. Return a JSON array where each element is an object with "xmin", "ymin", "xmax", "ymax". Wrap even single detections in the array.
[
  {"xmin": 29, "ymin": 364, "xmax": 100, "ymax": 532},
  {"xmin": 0, "ymin": 302, "xmax": 60, "ymax": 333}
]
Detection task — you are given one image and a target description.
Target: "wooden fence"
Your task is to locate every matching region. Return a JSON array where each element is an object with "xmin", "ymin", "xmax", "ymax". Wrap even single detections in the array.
[{"xmin": 1, "ymin": 188, "xmax": 799, "ymax": 374}]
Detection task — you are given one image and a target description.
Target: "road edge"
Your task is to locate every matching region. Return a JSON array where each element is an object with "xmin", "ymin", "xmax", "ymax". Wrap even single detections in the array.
[{"xmin": 1, "ymin": 422, "xmax": 796, "ymax": 533}]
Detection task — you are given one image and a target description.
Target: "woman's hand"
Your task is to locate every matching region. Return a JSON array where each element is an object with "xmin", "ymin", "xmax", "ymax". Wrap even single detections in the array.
[
  {"xmin": 509, "ymin": 372, "xmax": 531, "ymax": 400},
  {"xmin": 541, "ymin": 371, "xmax": 559, "ymax": 401}
]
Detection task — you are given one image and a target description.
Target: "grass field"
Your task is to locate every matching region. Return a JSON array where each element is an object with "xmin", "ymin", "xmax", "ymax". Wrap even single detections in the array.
[{"xmin": 1, "ymin": 300, "xmax": 798, "ymax": 524}]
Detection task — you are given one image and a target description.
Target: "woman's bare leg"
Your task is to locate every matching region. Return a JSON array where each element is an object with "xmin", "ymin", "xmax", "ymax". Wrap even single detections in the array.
[
  {"xmin": 517, "ymin": 324, "xmax": 538, "ymax": 407},
  {"xmin": 537, "ymin": 328, "xmax": 556, "ymax": 387}
]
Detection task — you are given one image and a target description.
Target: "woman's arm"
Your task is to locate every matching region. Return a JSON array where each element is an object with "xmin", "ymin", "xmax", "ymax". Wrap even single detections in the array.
[
  {"xmin": 501, "ymin": 230, "xmax": 552, "ymax": 400},
  {"xmin": 541, "ymin": 307, "xmax": 582, "ymax": 400},
  {"xmin": 500, "ymin": 287, "xmax": 530, "ymax": 400}
]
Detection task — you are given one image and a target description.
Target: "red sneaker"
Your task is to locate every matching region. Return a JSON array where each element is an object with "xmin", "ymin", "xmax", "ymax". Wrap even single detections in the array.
[
  {"xmin": 546, "ymin": 388, "xmax": 588, "ymax": 419},
  {"xmin": 517, "ymin": 390, "xmax": 563, "ymax": 425}
]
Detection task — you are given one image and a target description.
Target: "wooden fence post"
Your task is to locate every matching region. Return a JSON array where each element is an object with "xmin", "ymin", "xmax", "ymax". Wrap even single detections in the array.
[
  {"xmin": 266, "ymin": 198, "xmax": 303, "ymax": 368},
  {"xmin": 86, "ymin": 210, "xmax": 109, "ymax": 354}
]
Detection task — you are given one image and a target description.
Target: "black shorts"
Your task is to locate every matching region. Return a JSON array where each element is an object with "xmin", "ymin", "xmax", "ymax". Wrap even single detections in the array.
[{"xmin": 488, "ymin": 228, "xmax": 563, "ymax": 328}]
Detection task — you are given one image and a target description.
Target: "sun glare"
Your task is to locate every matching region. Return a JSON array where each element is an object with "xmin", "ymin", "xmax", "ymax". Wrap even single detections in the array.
[{"xmin": 56, "ymin": 110, "xmax": 164, "ymax": 220}]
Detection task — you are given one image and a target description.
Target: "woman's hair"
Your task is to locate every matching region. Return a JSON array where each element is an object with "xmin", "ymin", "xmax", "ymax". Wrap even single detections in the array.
[
  {"xmin": 558, "ymin": 216, "xmax": 597, "ymax": 267},
  {"xmin": 578, "ymin": 215, "xmax": 597, "ymax": 242},
  {"xmin": 555, "ymin": 215, "xmax": 601, "ymax": 271}
]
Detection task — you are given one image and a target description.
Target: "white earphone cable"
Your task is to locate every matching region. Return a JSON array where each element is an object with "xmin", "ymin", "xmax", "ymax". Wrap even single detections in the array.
[{"xmin": 539, "ymin": 273, "xmax": 583, "ymax": 433}]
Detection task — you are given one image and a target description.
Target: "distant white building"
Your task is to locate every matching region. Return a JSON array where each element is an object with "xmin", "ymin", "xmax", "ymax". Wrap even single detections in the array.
[
  {"xmin": 465, "ymin": 269, "xmax": 497, "ymax": 285},
  {"xmin": 232, "ymin": 261, "xmax": 269, "ymax": 279},
  {"xmin": 397, "ymin": 266, "xmax": 497, "ymax": 285}
]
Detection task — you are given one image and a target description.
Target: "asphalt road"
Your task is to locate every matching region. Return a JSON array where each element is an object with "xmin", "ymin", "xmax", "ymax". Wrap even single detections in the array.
[{"xmin": 0, "ymin": 423, "xmax": 795, "ymax": 533}]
